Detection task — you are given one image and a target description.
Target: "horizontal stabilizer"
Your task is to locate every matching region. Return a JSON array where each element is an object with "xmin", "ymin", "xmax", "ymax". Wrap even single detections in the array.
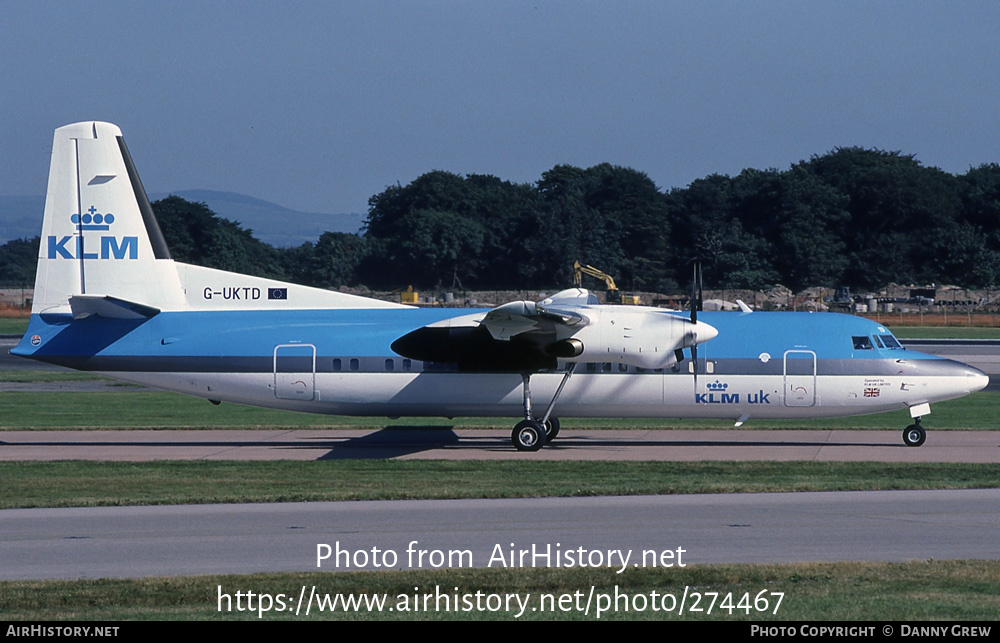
[{"xmin": 69, "ymin": 295, "xmax": 160, "ymax": 320}]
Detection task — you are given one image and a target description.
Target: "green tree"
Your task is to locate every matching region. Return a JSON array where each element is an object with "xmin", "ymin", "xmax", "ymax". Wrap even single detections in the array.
[
  {"xmin": 803, "ymin": 148, "xmax": 962, "ymax": 287},
  {"xmin": 152, "ymin": 196, "xmax": 286, "ymax": 279},
  {"xmin": 279, "ymin": 232, "xmax": 368, "ymax": 289},
  {"xmin": 363, "ymin": 171, "xmax": 539, "ymax": 289},
  {"xmin": 579, "ymin": 164, "xmax": 672, "ymax": 291},
  {"xmin": 925, "ymin": 222, "xmax": 1000, "ymax": 288},
  {"xmin": 0, "ymin": 237, "xmax": 40, "ymax": 285},
  {"xmin": 392, "ymin": 209, "xmax": 486, "ymax": 288},
  {"xmin": 532, "ymin": 165, "xmax": 621, "ymax": 288},
  {"xmin": 667, "ymin": 173, "xmax": 779, "ymax": 290},
  {"xmin": 737, "ymin": 166, "xmax": 850, "ymax": 289}
]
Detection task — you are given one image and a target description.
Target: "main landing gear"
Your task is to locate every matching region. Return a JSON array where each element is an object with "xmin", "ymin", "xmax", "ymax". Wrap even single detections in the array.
[
  {"xmin": 511, "ymin": 366, "xmax": 573, "ymax": 451},
  {"xmin": 512, "ymin": 419, "xmax": 547, "ymax": 451},
  {"xmin": 902, "ymin": 418, "xmax": 926, "ymax": 447}
]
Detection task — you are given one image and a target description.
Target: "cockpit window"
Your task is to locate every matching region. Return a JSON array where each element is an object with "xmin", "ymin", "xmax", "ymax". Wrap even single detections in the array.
[
  {"xmin": 852, "ymin": 336, "xmax": 874, "ymax": 350},
  {"xmin": 872, "ymin": 335, "xmax": 885, "ymax": 349},
  {"xmin": 880, "ymin": 334, "xmax": 902, "ymax": 349}
]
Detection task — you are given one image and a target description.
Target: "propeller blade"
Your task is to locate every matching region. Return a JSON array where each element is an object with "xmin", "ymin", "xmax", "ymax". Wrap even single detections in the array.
[
  {"xmin": 689, "ymin": 261, "xmax": 703, "ymax": 390},
  {"xmin": 690, "ymin": 264, "xmax": 698, "ymax": 325},
  {"xmin": 691, "ymin": 339, "xmax": 698, "ymax": 389},
  {"xmin": 690, "ymin": 261, "xmax": 704, "ymax": 325},
  {"xmin": 697, "ymin": 263, "xmax": 703, "ymax": 314}
]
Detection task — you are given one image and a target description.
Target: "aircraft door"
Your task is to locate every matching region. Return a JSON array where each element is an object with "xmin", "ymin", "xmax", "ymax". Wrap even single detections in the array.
[
  {"xmin": 783, "ymin": 350, "xmax": 816, "ymax": 407},
  {"xmin": 274, "ymin": 344, "xmax": 316, "ymax": 401}
]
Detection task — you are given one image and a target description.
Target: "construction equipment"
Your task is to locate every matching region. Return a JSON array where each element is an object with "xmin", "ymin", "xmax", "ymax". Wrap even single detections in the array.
[
  {"xmin": 572, "ymin": 261, "xmax": 641, "ymax": 305},
  {"xmin": 400, "ymin": 285, "xmax": 419, "ymax": 304}
]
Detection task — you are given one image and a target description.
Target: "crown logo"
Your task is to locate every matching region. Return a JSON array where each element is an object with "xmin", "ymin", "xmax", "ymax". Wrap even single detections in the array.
[
  {"xmin": 71, "ymin": 206, "xmax": 115, "ymax": 231},
  {"xmin": 707, "ymin": 380, "xmax": 728, "ymax": 391}
]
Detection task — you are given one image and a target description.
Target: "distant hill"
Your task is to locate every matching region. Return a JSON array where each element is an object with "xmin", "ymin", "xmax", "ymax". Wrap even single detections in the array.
[
  {"xmin": 0, "ymin": 196, "xmax": 44, "ymax": 243},
  {"xmin": 151, "ymin": 191, "xmax": 364, "ymax": 247},
  {"xmin": 0, "ymin": 191, "xmax": 363, "ymax": 247}
]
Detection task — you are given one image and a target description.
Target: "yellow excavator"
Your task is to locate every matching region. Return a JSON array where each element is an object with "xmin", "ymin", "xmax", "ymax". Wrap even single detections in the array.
[{"xmin": 572, "ymin": 261, "xmax": 642, "ymax": 305}]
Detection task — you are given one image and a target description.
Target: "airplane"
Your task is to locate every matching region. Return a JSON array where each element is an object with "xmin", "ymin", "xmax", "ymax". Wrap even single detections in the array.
[{"xmin": 11, "ymin": 122, "xmax": 990, "ymax": 451}]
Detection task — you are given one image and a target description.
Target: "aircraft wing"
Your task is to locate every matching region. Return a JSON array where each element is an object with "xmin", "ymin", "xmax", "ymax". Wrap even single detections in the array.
[
  {"xmin": 479, "ymin": 297, "xmax": 589, "ymax": 341},
  {"xmin": 390, "ymin": 289, "xmax": 593, "ymax": 371},
  {"xmin": 391, "ymin": 288, "xmax": 718, "ymax": 372}
]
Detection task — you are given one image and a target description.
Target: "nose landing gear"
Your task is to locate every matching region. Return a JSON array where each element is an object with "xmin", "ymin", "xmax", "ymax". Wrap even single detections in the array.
[{"xmin": 903, "ymin": 418, "xmax": 926, "ymax": 447}]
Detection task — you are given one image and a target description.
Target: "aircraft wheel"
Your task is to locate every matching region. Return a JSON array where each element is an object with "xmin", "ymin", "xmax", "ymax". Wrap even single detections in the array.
[
  {"xmin": 903, "ymin": 424, "xmax": 926, "ymax": 447},
  {"xmin": 512, "ymin": 420, "xmax": 546, "ymax": 451},
  {"xmin": 542, "ymin": 416, "xmax": 560, "ymax": 441}
]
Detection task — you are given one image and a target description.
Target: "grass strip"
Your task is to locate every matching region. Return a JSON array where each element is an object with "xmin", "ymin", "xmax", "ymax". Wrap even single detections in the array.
[
  {"xmin": 888, "ymin": 325, "xmax": 1000, "ymax": 339},
  {"xmin": 0, "ymin": 370, "xmax": 111, "ymax": 383},
  {"xmin": 0, "ymin": 318, "xmax": 29, "ymax": 335},
  {"xmin": 1, "ymin": 560, "xmax": 997, "ymax": 620},
  {"xmin": 2, "ymin": 460, "xmax": 998, "ymax": 509}
]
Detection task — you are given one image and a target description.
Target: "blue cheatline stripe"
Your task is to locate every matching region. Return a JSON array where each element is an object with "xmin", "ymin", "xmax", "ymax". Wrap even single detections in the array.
[{"xmin": 13, "ymin": 308, "xmax": 943, "ymax": 366}]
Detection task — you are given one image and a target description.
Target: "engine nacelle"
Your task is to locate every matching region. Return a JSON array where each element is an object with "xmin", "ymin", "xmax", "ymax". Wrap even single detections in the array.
[
  {"xmin": 391, "ymin": 299, "xmax": 718, "ymax": 373},
  {"xmin": 552, "ymin": 308, "xmax": 717, "ymax": 370},
  {"xmin": 546, "ymin": 338, "xmax": 585, "ymax": 358}
]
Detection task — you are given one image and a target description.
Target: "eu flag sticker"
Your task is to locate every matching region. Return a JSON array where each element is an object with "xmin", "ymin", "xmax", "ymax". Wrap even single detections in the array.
[{"xmin": 268, "ymin": 288, "xmax": 288, "ymax": 300}]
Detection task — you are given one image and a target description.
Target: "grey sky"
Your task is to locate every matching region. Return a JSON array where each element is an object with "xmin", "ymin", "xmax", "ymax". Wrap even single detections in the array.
[{"xmin": 3, "ymin": 1, "xmax": 999, "ymax": 215}]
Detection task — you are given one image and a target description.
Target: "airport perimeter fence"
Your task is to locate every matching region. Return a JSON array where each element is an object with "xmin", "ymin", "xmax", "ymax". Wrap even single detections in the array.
[{"xmin": 0, "ymin": 285, "xmax": 32, "ymax": 311}]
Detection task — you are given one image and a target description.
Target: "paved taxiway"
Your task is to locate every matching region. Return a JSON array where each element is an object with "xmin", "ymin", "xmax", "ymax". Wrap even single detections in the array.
[
  {"xmin": 2, "ymin": 428, "xmax": 998, "ymax": 461},
  {"xmin": 2, "ymin": 489, "xmax": 998, "ymax": 580}
]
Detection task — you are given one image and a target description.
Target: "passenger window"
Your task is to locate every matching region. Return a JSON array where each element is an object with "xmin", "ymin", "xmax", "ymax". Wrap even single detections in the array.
[
  {"xmin": 332, "ymin": 358, "xmax": 342, "ymax": 372},
  {"xmin": 402, "ymin": 359, "xmax": 412, "ymax": 371},
  {"xmin": 385, "ymin": 359, "xmax": 394, "ymax": 371},
  {"xmin": 618, "ymin": 363, "xmax": 628, "ymax": 373},
  {"xmin": 349, "ymin": 358, "xmax": 360, "ymax": 371},
  {"xmin": 852, "ymin": 336, "xmax": 874, "ymax": 350}
]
